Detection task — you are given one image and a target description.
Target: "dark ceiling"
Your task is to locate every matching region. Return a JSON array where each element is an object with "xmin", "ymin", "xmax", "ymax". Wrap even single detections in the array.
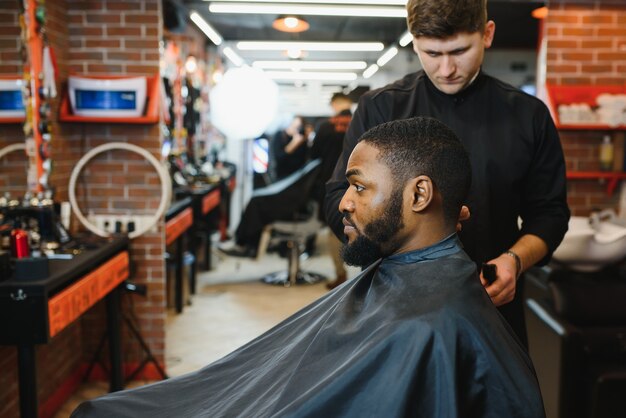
[{"xmin": 178, "ymin": 1, "xmax": 544, "ymax": 50}]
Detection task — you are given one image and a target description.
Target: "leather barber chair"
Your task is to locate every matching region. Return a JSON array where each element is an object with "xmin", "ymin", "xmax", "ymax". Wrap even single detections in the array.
[
  {"xmin": 524, "ymin": 266, "xmax": 626, "ymax": 418},
  {"xmin": 252, "ymin": 159, "xmax": 326, "ymax": 286}
]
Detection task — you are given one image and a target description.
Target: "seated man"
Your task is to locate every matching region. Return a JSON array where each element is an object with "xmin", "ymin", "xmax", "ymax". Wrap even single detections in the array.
[
  {"xmin": 219, "ymin": 158, "xmax": 322, "ymax": 258},
  {"xmin": 72, "ymin": 117, "xmax": 545, "ymax": 418}
]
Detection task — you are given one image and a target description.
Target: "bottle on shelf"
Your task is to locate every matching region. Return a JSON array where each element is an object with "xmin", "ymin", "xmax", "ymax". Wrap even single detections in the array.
[{"xmin": 599, "ymin": 135, "xmax": 614, "ymax": 172}]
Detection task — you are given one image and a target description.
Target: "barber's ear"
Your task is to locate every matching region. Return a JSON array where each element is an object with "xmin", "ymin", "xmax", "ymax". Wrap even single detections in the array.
[{"xmin": 410, "ymin": 176, "xmax": 433, "ymax": 212}]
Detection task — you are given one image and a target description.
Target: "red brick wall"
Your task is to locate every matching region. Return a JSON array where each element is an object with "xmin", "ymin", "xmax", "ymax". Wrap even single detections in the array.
[
  {"xmin": 0, "ymin": 2, "xmax": 28, "ymax": 194},
  {"xmin": 63, "ymin": 0, "xmax": 166, "ymax": 368},
  {"xmin": 544, "ymin": 2, "xmax": 626, "ymax": 215},
  {"xmin": 0, "ymin": 1, "xmax": 166, "ymax": 417}
]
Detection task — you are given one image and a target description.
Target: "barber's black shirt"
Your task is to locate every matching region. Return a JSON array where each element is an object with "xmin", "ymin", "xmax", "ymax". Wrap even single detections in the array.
[{"xmin": 325, "ymin": 70, "xmax": 570, "ymax": 266}]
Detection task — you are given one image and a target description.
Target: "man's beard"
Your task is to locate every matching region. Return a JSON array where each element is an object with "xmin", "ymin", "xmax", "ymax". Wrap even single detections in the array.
[{"xmin": 341, "ymin": 187, "xmax": 404, "ymax": 268}]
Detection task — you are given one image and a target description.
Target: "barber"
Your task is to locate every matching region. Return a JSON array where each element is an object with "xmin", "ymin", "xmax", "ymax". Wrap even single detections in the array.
[{"xmin": 324, "ymin": 0, "xmax": 570, "ymax": 347}]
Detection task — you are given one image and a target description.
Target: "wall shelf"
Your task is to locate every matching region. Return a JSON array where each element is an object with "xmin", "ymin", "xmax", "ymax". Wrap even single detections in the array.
[
  {"xmin": 567, "ymin": 171, "xmax": 626, "ymax": 196},
  {"xmin": 59, "ymin": 74, "xmax": 160, "ymax": 124},
  {"xmin": 546, "ymin": 84, "xmax": 626, "ymax": 130}
]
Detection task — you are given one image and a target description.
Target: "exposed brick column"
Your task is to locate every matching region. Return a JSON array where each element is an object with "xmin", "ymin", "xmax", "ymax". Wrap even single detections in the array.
[{"xmin": 543, "ymin": 2, "xmax": 626, "ymax": 215}]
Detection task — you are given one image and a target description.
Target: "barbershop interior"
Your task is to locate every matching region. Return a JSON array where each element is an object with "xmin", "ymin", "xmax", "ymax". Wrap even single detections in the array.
[{"xmin": 1, "ymin": 0, "xmax": 626, "ymax": 417}]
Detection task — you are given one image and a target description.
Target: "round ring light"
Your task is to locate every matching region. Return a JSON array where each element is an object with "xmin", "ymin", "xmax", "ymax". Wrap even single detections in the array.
[
  {"xmin": 0, "ymin": 142, "xmax": 26, "ymax": 160},
  {"xmin": 68, "ymin": 142, "xmax": 171, "ymax": 239}
]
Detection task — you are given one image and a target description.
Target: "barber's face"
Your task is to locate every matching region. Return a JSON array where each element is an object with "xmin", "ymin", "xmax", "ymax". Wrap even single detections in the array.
[
  {"xmin": 412, "ymin": 21, "xmax": 494, "ymax": 95},
  {"xmin": 338, "ymin": 142, "xmax": 405, "ymax": 267}
]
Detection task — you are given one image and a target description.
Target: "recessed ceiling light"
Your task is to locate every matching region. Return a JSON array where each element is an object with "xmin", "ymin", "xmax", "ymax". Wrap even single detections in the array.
[
  {"xmin": 189, "ymin": 11, "xmax": 223, "ymax": 45},
  {"xmin": 222, "ymin": 47, "xmax": 244, "ymax": 66},
  {"xmin": 253, "ymin": 61, "xmax": 367, "ymax": 70},
  {"xmin": 264, "ymin": 71, "xmax": 358, "ymax": 81},
  {"xmin": 208, "ymin": 3, "xmax": 407, "ymax": 18},
  {"xmin": 377, "ymin": 47, "xmax": 398, "ymax": 67},
  {"xmin": 272, "ymin": 15, "xmax": 310, "ymax": 33},
  {"xmin": 205, "ymin": 0, "xmax": 406, "ymax": 4},
  {"xmin": 399, "ymin": 31, "xmax": 413, "ymax": 47},
  {"xmin": 237, "ymin": 41, "xmax": 384, "ymax": 52},
  {"xmin": 363, "ymin": 64, "xmax": 379, "ymax": 79}
]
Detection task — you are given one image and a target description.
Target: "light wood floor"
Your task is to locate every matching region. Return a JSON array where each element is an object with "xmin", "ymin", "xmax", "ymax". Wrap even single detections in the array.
[{"xmin": 54, "ymin": 229, "xmax": 357, "ymax": 417}]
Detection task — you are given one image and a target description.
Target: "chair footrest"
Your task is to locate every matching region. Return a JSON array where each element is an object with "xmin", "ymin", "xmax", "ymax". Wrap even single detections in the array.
[{"xmin": 261, "ymin": 270, "xmax": 326, "ymax": 287}]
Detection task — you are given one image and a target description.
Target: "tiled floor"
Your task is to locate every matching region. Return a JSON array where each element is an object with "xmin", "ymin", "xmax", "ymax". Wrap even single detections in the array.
[{"xmin": 54, "ymin": 228, "xmax": 358, "ymax": 417}]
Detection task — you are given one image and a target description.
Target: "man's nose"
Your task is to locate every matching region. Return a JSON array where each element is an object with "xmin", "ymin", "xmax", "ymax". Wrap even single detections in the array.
[
  {"xmin": 338, "ymin": 193, "xmax": 354, "ymax": 213},
  {"xmin": 440, "ymin": 55, "xmax": 456, "ymax": 77}
]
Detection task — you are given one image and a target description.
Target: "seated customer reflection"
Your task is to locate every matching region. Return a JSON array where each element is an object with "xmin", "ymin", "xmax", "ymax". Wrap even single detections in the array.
[{"xmin": 71, "ymin": 117, "xmax": 544, "ymax": 418}]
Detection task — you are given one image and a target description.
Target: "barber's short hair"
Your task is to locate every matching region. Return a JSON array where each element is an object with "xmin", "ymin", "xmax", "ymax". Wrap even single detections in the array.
[
  {"xmin": 359, "ymin": 117, "xmax": 471, "ymax": 225},
  {"xmin": 407, "ymin": 0, "xmax": 487, "ymax": 38}
]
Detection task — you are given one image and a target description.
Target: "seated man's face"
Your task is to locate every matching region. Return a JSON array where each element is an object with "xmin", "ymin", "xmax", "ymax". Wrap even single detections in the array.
[{"xmin": 339, "ymin": 142, "xmax": 406, "ymax": 267}]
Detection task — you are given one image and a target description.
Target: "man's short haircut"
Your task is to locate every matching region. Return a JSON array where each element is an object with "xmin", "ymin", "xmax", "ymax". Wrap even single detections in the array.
[
  {"xmin": 359, "ymin": 116, "xmax": 471, "ymax": 225},
  {"xmin": 331, "ymin": 92, "xmax": 351, "ymax": 103},
  {"xmin": 406, "ymin": 0, "xmax": 487, "ymax": 38}
]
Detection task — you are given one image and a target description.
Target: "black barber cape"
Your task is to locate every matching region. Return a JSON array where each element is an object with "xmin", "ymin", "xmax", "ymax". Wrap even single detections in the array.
[{"xmin": 72, "ymin": 236, "xmax": 545, "ymax": 418}]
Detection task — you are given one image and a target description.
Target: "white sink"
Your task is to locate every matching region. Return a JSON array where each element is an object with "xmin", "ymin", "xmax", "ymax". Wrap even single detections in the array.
[{"xmin": 552, "ymin": 213, "xmax": 626, "ymax": 272}]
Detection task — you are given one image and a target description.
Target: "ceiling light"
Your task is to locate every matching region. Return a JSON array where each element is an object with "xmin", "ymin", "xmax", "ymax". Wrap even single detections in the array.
[
  {"xmin": 272, "ymin": 15, "xmax": 309, "ymax": 33},
  {"xmin": 208, "ymin": 3, "xmax": 407, "ymax": 18},
  {"xmin": 363, "ymin": 64, "xmax": 379, "ymax": 79},
  {"xmin": 531, "ymin": 6, "xmax": 548, "ymax": 19},
  {"xmin": 237, "ymin": 41, "xmax": 384, "ymax": 52},
  {"xmin": 264, "ymin": 71, "xmax": 358, "ymax": 81},
  {"xmin": 376, "ymin": 47, "xmax": 398, "ymax": 67},
  {"xmin": 222, "ymin": 47, "xmax": 244, "ymax": 66},
  {"xmin": 399, "ymin": 31, "xmax": 413, "ymax": 47},
  {"xmin": 285, "ymin": 48, "xmax": 305, "ymax": 59},
  {"xmin": 190, "ymin": 11, "xmax": 223, "ymax": 45},
  {"xmin": 252, "ymin": 61, "xmax": 367, "ymax": 70},
  {"xmin": 205, "ymin": 0, "xmax": 406, "ymax": 4}
]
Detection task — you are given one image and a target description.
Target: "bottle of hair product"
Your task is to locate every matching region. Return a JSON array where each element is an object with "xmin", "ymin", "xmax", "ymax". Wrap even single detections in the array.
[{"xmin": 599, "ymin": 135, "xmax": 614, "ymax": 171}]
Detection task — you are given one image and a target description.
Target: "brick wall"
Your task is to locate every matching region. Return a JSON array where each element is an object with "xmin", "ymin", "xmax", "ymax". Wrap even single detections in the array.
[
  {"xmin": 543, "ymin": 2, "xmax": 626, "ymax": 215},
  {"xmin": 0, "ymin": 1, "xmax": 166, "ymax": 417},
  {"xmin": 64, "ymin": 0, "xmax": 166, "ymax": 369},
  {"xmin": 0, "ymin": 2, "xmax": 28, "ymax": 195}
]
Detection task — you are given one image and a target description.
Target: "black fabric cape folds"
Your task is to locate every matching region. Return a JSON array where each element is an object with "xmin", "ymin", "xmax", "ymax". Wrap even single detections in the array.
[{"xmin": 72, "ymin": 242, "xmax": 545, "ymax": 418}]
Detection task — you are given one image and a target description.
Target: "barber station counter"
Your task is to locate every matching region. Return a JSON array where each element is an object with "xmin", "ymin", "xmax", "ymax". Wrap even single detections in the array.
[
  {"xmin": 524, "ymin": 265, "xmax": 626, "ymax": 418},
  {"xmin": 174, "ymin": 183, "xmax": 220, "ymax": 271},
  {"xmin": 165, "ymin": 197, "xmax": 194, "ymax": 313},
  {"xmin": 0, "ymin": 236, "xmax": 130, "ymax": 418}
]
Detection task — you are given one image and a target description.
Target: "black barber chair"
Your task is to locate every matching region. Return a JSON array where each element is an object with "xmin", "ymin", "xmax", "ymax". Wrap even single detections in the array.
[
  {"xmin": 524, "ymin": 266, "xmax": 626, "ymax": 418},
  {"xmin": 250, "ymin": 159, "xmax": 326, "ymax": 286}
]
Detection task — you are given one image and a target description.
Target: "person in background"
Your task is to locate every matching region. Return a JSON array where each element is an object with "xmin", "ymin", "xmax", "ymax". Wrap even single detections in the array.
[
  {"xmin": 71, "ymin": 117, "xmax": 545, "ymax": 418},
  {"xmin": 309, "ymin": 92, "xmax": 354, "ymax": 290},
  {"xmin": 324, "ymin": 0, "xmax": 570, "ymax": 347},
  {"xmin": 270, "ymin": 115, "xmax": 308, "ymax": 181}
]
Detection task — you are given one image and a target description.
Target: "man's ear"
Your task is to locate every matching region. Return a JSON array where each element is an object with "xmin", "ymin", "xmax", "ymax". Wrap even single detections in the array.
[
  {"xmin": 483, "ymin": 20, "xmax": 495, "ymax": 49},
  {"xmin": 410, "ymin": 175, "xmax": 433, "ymax": 212}
]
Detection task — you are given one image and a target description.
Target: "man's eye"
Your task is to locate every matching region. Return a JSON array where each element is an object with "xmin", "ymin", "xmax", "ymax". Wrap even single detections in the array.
[
  {"xmin": 427, "ymin": 52, "xmax": 440, "ymax": 57},
  {"xmin": 354, "ymin": 184, "xmax": 365, "ymax": 192}
]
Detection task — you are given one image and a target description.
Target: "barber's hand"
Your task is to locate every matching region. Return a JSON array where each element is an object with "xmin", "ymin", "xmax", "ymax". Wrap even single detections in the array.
[
  {"xmin": 480, "ymin": 253, "xmax": 517, "ymax": 306},
  {"xmin": 456, "ymin": 205, "xmax": 470, "ymax": 232}
]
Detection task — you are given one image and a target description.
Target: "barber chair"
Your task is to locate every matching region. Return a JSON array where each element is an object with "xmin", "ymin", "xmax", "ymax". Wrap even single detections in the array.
[
  {"xmin": 524, "ymin": 266, "xmax": 626, "ymax": 418},
  {"xmin": 260, "ymin": 200, "xmax": 326, "ymax": 286},
  {"xmin": 249, "ymin": 159, "xmax": 326, "ymax": 286}
]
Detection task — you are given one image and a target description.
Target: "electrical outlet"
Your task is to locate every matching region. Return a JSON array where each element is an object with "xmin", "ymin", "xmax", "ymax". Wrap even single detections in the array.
[{"xmin": 88, "ymin": 214, "xmax": 159, "ymax": 235}]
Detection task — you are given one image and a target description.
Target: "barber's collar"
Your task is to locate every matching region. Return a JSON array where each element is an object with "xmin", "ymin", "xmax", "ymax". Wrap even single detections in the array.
[
  {"xmin": 383, "ymin": 233, "xmax": 462, "ymax": 265},
  {"xmin": 424, "ymin": 68, "xmax": 484, "ymax": 101}
]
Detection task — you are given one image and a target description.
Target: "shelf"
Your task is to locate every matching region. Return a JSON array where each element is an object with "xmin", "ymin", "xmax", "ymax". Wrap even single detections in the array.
[
  {"xmin": 59, "ymin": 74, "xmax": 160, "ymax": 124},
  {"xmin": 567, "ymin": 171, "xmax": 626, "ymax": 196},
  {"xmin": 546, "ymin": 84, "xmax": 626, "ymax": 130},
  {"xmin": 0, "ymin": 117, "xmax": 26, "ymax": 124}
]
